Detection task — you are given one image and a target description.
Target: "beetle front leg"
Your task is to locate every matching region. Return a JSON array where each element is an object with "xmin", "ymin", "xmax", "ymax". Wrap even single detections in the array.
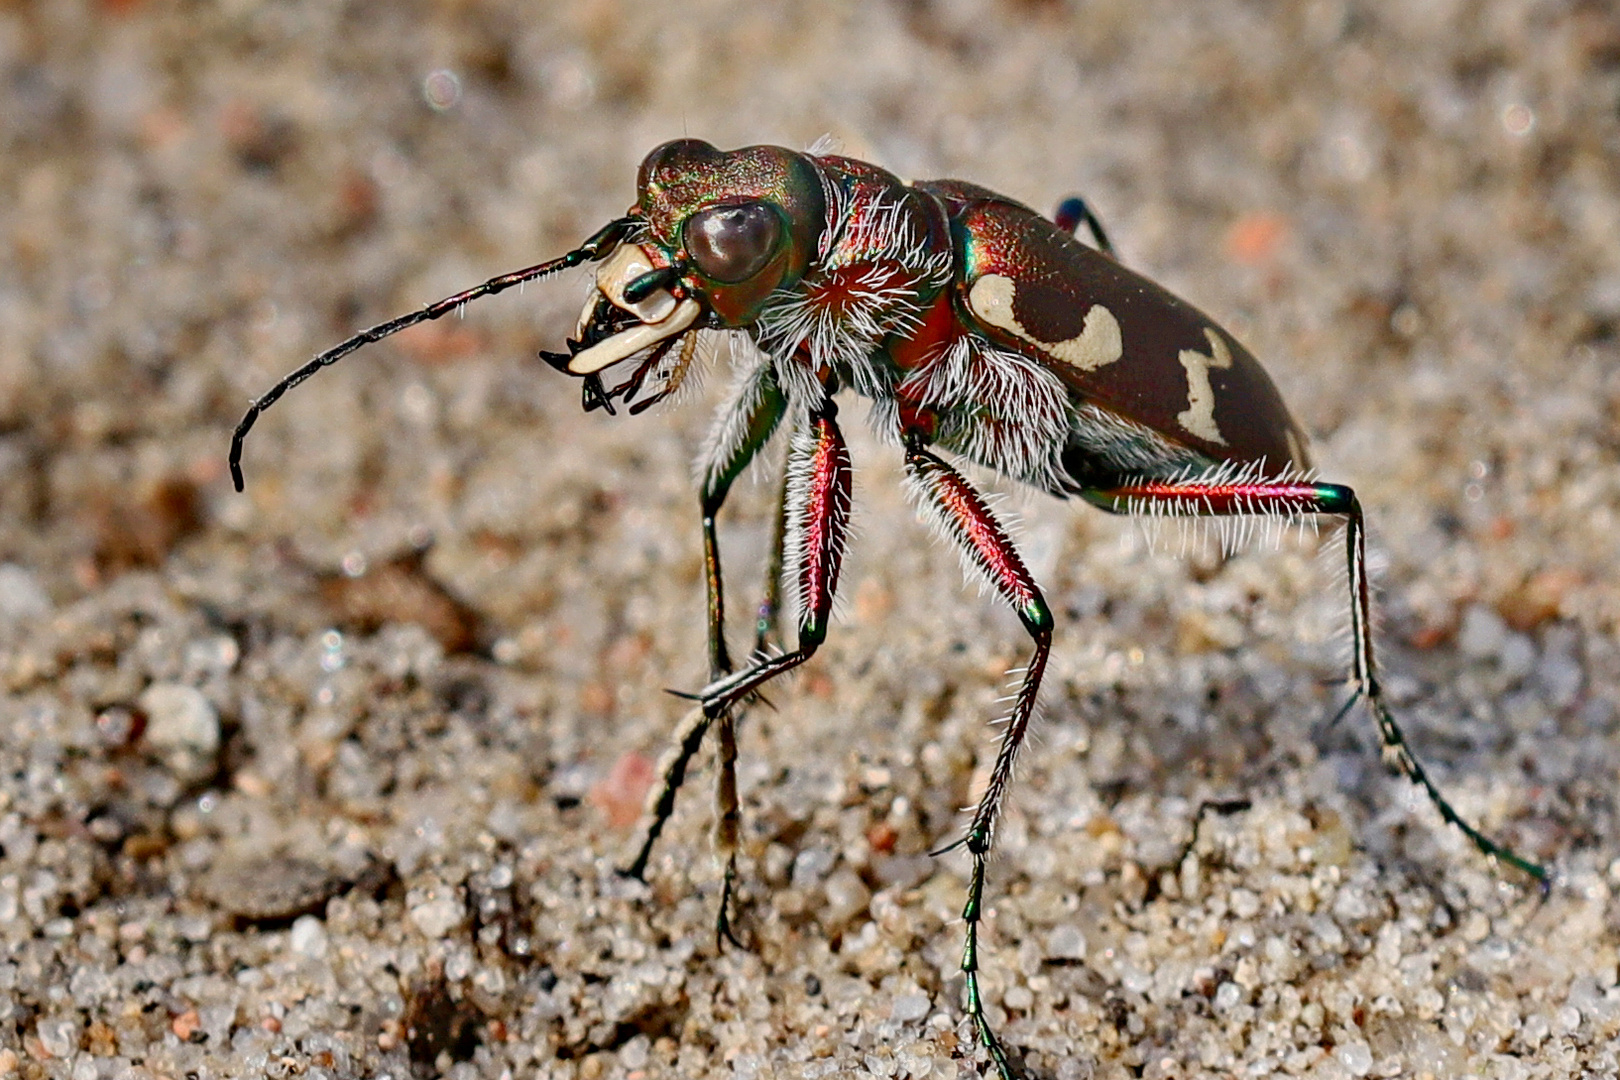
[
  {"xmin": 694, "ymin": 399, "xmax": 851, "ymax": 717},
  {"xmin": 904, "ymin": 445, "xmax": 1052, "ymax": 1080},
  {"xmin": 622, "ymin": 361, "xmax": 786, "ymax": 886},
  {"xmin": 702, "ymin": 361, "xmax": 789, "ymax": 680},
  {"xmin": 679, "ymin": 399, "xmax": 849, "ymax": 943},
  {"xmin": 1091, "ymin": 475, "xmax": 1549, "ymax": 887},
  {"xmin": 705, "ymin": 456, "xmax": 793, "ymax": 948}
]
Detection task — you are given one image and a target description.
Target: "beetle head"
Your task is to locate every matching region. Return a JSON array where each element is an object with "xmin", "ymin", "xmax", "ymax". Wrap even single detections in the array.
[
  {"xmin": 561, "ymin": 140, "xmax": 825, "ymax": 384},
  {"xmin": 638, "ymin": 139, "xmax": 824, "ymax": 325}
]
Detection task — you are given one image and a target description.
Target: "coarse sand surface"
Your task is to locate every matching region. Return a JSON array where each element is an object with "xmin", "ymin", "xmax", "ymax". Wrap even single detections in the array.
[{"xmin": 1, "ymin": 2, "xmax": 1618, "ymax": 1077}]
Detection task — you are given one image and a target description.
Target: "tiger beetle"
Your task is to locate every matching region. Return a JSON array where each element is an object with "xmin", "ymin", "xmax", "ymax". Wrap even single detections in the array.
[{"xmin": 231, "ymin": 140, "xmax": 1549, "ymax": 1078}]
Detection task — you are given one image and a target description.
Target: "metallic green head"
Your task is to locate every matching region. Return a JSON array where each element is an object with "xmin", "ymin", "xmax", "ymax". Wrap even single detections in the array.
[
  {"xmin": 635, "ymin": 140, "xmax": 825, "ymax": 327},
  {"xmin": 561, "ymin": 141, "xmax": 827, "ymax": 379}
]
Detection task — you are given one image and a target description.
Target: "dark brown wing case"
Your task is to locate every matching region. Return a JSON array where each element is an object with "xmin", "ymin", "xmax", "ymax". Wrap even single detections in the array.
[{"xmin": 917, "ymin": 180, "xmax": 1308, "ymax": 471}]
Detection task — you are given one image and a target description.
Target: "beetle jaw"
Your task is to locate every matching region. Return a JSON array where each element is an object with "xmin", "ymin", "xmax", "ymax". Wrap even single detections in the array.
[
  {"xmin": 566, "ymin": 184, "xmax": 806, "ymax": 376},
  {"xmin": 566, "ymin": 242, "xmax": 701, "ymax": 375}
]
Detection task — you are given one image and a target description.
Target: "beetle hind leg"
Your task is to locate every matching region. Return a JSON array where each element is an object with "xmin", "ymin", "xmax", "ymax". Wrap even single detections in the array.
[
  {"xmin": 1093, "ymin": 474, "xmax": 1549, "ymax": 888},
  {"xmin": 1052, "ymin": 195, "xmax": 1114, "ymax": 256}
]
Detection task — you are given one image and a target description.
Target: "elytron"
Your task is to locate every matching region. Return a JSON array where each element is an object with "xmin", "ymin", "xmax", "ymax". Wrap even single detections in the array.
[{"xmin": 231, "ymin": 139, "xmax": 1546, "ymax": 1078}]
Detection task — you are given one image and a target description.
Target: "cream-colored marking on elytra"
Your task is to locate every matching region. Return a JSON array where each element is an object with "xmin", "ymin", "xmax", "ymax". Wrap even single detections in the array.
[
  {"xmin": 967, "ymin": 274, "xmax": 1123, "ymax": 371},
  {"xmin": 1176, "ymin": 327, "xmax": 1234, "ymax": 445},
  {"xmin": 566, "ymin": 298, "xmax": 701, "ymax": 374}
]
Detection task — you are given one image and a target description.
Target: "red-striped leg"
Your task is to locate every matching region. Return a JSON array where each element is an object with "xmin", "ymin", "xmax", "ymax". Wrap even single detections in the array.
[
  {"xmin": 684, "ymin": 397, "xmax": 851, "ymax": 942},
  {"xmin": 696, "ymin": 398, "xmax": 851, "ymax": 716},
  {"xmin": 904, "ymin": 444, "xmax": 1053, "ymax": 1080},
  {"xmin": 1090, "ymin": 475, "xmax": 1548, "ymax": 886},
  {"xmin": 753, "ymin": 464, "xmax": 792, "ymax": 657}
]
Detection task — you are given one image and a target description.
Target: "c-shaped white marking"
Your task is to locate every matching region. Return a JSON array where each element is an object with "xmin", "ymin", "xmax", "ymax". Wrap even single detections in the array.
[{"xmin": 967, "ymin": 274, "xmax": 1123, "ymax": 372}]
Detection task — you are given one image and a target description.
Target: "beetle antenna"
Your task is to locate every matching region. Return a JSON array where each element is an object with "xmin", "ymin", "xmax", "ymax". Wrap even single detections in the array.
[{"xmin": 229, "ymin": 215, "xmax": 640, "ymax": 491}]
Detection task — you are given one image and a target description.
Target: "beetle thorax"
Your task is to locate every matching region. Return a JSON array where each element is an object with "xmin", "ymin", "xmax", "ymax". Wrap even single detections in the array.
[{"xmin": 753, "ymin": 166, "xmax": 953, "ymax": 409}]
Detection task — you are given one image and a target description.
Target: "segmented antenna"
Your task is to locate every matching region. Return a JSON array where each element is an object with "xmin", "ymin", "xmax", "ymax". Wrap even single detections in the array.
[{"xmin": 229, "ymin": 215, "xmax": 640, "ymax": 491}]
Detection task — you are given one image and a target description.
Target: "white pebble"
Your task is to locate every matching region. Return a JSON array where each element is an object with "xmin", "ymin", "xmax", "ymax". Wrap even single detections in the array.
[
  {"xmin": 792, "ymin": 847, "xmax": 835, "ymax": 889},
  {"xmin": 36, "ymin": 1015, "xmax": 79, "ymax": 1057},
  {"xmin": 1535, "ymin": 649, "xmax": 1584, "ymax": 708},
  {"xmin": 1336, "ymin": 1038, "xmax": 1373, "ymax": 1076},
  {"xmin": 890, "ymin": 990, "xmax": 931, "ymax": 1023},
  {"xmin": 1046, "ymin": 923, "xmax": 1086, "ymax": 961},
  {"xmin": 0, "ymin": 564, "xmax": 50, "ymax": 621},
  {"xmin": 822, "ymin": 867, "xmax": 871, "ymax": 928},
  {"xmin": 289, "ymin": 915, "xmax": 328, "ymax": 958},
  {"xmin": 409, "ymin": 895, "xmax": 466, "ymax": 939},
  {"xmin": 140, "ymin": 682, "xmax": 220, "ymax": 755},
  {"xmin": 1498, "ymin": 632, "xmax": 1537, "ymax": 681},
  {"xmin": 1458, "ymin": 605, "xmax": 1507, "ymax": 659},
  {"xmin": 1229, "ymin": 887, "xmax": 1261, "ymax": 919},
  {"xmin": 1121, "ymin": 964, "xmax": 1153, "ymax": 995},
  {"xmin": 444, "ymin": 945, "xmax": 473, "ymax": 982},
  {"xmin": 619, "ymin": 1034, "xmax": 650, "ymax": 1069},
  {"xmin": 67, "ymin": 964, "xmax": 115, "ymax": 1005}
]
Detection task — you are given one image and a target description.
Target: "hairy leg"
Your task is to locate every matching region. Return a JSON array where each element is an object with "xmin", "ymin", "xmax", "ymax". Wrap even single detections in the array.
[
  {"xmin": 903, "ymin": 444, "xmax": 1054, "ymax": 1080},
  {"xmin": 685, "ymin": 397, "xmax": 852, "ymax": 941},
  {"xmin": 1091, "ymin": 474, "xmax": 1547, "ymax": 885},
  {"xmin": 695, "ymin": 398, "xmax": 852, "ymax": 716}
]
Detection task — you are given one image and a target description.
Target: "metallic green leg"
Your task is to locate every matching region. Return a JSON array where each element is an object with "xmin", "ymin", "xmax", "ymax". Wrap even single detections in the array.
[
  {"xmin": 904, "ymin": 449, "xmax": 1052, "ymax": 1079},
  {"xmin": 1336, "ymin": 496, "xmax": 1547, "ymax": 886},
  {"xmin": 961, "ymin": 845, "xmax": 1017, "ymax": 1079},
  {"xmin": 1088, "ymin": 478, "xmax": 1547, "ymax": 887},
  {"xmin": 717, "ymin": 458, "xmax": 791, "ymax": 946}
]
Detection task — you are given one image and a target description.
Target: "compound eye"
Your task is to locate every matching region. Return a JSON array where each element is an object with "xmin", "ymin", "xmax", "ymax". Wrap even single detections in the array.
[{"xmin": 683, "ymin": 202, "xmax": 782, "ymax": 284}]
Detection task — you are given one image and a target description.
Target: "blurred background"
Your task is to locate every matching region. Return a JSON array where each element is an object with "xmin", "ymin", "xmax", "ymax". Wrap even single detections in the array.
[{"xmin": 0, "ymin": 1, "xmax": 1617, "ymax": 1077}]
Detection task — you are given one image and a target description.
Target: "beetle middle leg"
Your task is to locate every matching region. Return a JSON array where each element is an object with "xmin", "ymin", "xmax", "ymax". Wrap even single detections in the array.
[
  {"xmin": 1091, "ymin": 474, "xmax": 1549, "ymax": 887},
  {"xmin": 904, "ymin": 442, "xmax": 1052, "ymax": 1080},
  {"xmin": 900, "ymin": 440, "xmax": 1049, "ymax": 1080}
]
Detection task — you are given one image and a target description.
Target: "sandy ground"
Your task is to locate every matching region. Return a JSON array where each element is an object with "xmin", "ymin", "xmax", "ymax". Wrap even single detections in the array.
[{"xmin": 1, "ymin": 1, "xmax": 1618, "ymax": 1077}]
